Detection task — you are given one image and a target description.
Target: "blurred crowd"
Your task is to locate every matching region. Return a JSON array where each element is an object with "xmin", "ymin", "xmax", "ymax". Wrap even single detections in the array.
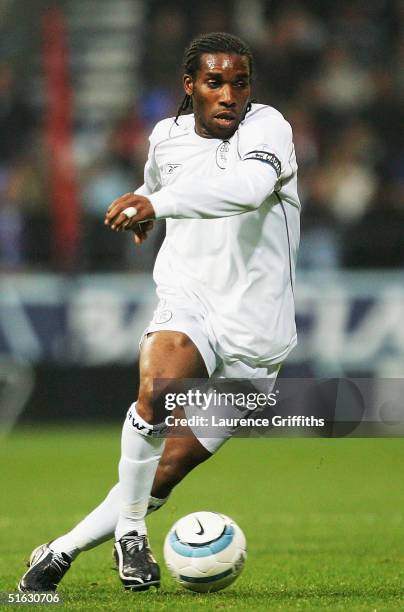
[{"xmin": 0, "ymin": 0, "xmax": 403, "ymax": 272}]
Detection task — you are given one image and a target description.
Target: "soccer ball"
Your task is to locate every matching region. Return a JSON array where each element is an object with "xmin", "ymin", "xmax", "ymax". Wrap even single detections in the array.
[{"xmin": 163, "ymin": 511, "xmax": 247, "ymax": 592}]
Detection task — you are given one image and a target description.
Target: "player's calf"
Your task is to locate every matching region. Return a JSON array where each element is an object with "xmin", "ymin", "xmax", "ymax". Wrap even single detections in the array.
[{"xmin": 152, "ymin": 433, "xmax": 212, "ymax": 498}]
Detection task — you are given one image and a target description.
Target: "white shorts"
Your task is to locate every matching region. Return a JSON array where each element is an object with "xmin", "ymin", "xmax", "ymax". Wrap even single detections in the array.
[{"xmin": 142, "ymin": 292, "xmax": 280, "ymax": 454}]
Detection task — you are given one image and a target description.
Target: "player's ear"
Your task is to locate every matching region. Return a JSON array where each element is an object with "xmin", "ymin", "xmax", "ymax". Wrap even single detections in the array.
[{"xmin": 183, "ymin": 75, "xmax": 193, "ymax": 96}]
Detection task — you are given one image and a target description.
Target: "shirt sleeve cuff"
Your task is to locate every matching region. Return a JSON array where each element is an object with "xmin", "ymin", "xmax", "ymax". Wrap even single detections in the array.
[
  {"xmin": 134, "ymin": 183, "xmax": 148, "ymax": 196},
  {"xmin": 148, "ymin": 189, "xmax": 177, "ymax": 219}
]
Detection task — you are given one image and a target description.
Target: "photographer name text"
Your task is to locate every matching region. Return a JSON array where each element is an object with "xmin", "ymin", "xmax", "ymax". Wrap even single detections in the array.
[{"xmin": 165, "ymin": 415, "xmax": 325, "ymax": 428}]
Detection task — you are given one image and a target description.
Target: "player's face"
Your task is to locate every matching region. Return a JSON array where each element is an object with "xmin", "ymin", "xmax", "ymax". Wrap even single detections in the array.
[{"xmin": 184, "ymin": 53, "xmax": 251, "ymax": 139}]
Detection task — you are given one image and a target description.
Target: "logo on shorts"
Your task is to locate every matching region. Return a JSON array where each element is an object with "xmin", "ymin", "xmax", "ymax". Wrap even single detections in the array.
[{"xmin": 154, "ymin": 309, "xmax": 173, "ymax": 324}]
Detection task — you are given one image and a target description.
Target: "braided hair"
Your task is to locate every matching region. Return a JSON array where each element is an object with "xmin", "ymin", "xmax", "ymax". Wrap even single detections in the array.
[{"xmin": 175, "ymin": 32, "xmax": 254, "ymax": 124}]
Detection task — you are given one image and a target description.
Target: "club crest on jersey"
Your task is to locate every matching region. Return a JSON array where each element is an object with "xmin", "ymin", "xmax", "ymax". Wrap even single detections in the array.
[
  {"xmin": 164, "ymin": 163, "xmax": 182, "ymax": 175},
  {"xmin": 216, "ymin": 141, "xmax": 230, "ymax": 169}
]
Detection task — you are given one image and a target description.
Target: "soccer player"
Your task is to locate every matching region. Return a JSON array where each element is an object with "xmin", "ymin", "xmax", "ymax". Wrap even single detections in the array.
[{"xmin": 18, "ymin": 32, "xmax": 300, "ymax": 592}]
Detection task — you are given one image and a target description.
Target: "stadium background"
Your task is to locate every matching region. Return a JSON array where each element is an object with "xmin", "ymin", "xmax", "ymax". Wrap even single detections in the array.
[{"xmin": 0, "ymin": 2, "xmax": 404, "ymax": 608}]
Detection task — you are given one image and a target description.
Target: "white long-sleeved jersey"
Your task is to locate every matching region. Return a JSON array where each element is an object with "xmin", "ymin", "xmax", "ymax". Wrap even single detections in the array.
[{"xmin": 136, "ymin": 103, "xmax": 300, "ymax": 367}]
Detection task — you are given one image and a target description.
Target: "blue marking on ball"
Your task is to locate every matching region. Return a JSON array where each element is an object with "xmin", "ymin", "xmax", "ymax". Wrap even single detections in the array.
[{"xmin": 169, "ymin": 524, "xmax": 235, "ymax": 557}]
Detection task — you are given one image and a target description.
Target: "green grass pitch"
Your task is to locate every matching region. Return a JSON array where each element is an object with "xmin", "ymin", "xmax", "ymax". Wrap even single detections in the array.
[{"xmin": 1, "ymin": 426, "xmax": 403, "ymax": 611}]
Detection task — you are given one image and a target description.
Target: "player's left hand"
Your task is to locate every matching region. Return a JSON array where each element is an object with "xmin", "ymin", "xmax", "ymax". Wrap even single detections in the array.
[{"xmin": 104, "ymin": 193, "xmax": 156, "ymax": 232}]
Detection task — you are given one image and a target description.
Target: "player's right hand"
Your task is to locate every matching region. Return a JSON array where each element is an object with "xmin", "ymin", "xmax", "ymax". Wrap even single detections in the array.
[
  {"xmin": 132, "ymin": 220, "xmax": 154, "ymax": 245},
  {"xmin": 104, "ymin": 192, "xmax": 156, "ymax": 246},
  {"xmin": 105, "ymin": 193, "xmax": 156, "ymax": 231}
]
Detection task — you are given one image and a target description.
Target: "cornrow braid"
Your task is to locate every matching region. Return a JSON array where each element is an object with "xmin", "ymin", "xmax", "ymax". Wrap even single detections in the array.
[{"xmin": 175, "ymin": 32, "xmax": 254, "ymax": 124}]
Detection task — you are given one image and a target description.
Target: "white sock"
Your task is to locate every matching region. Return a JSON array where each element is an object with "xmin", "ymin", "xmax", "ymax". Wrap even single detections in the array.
[
  {"xmin": 50, "ymin": 405, "xmax": 166, "ymax": 557},
  {"xmin": 50, "ymin": 483, "xmax": 121, "ymax": 559},
  {"xmin": 148, "ymin": 495, "xmax": 168, "ymax": 514},
  {"xmin": 115, "ymin": 403, "xmax": 165, "ymax": 541},
  {"xmin": 50, "ymin": 488, "xmax": 168, "ymax": 560}
]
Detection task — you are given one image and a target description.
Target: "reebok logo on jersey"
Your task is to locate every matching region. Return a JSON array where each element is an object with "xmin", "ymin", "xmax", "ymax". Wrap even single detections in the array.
[
  {"xmin": 243, "ymin": 150, "xmax": 281, "ymax": 178},
  {"xmin": 165, "ymin": 163, "xmax": 182, "ymax": 175}
]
